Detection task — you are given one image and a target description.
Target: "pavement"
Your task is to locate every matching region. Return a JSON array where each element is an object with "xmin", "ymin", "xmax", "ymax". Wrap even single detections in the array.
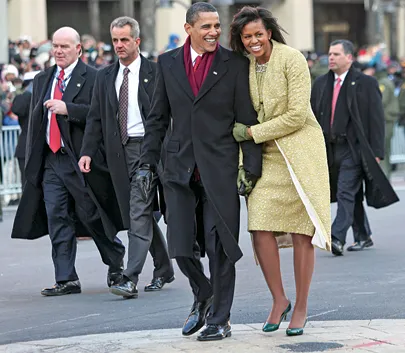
[
  {"xmin": 0, "ymin": 168, "xmax": 404, "ymax": 353},
  {"xmin": 2, "ymin": 320, "xmax": 405, "ymax": 353}
]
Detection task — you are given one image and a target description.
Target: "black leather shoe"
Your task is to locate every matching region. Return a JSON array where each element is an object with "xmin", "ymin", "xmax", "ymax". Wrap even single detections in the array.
[
  {"xmin": 197, "ymin": 323, "xmax": 232, "ymax": 341},
  {"xmin": 182, "ymin": 296, "xmax": 213, "ymax": 336},
  {"xmin": 331, "ymin": 237, "xmax": 344, "ymax": 256},
  {"xmin": 41, "ymin": 280, "xmax": 81, "ymax": 296},
  {"xmin": 110, "ymin": 279, "xmax": 138, "ymax": 298},
  {"xmin": 107, "ymin": 270, "xmax": 124, "ymax": 288},
  {"xmin": 144, "ymin": 275, "xmax": 175, "ymax": 292},
  {"xmin": 347, "ymin": 237, "xmax": 374, "ymax": 252}
]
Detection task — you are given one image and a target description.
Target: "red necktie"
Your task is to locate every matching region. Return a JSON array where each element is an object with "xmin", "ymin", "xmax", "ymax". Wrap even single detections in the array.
[
  {"xmin": 330, "ymin": 77, "xmax": 342, "ymax": 126},
  {"xmin": 49, "ymin": 69, "xmax": 65, "ymax": 153},
  {"xmin": 194, "ymin": 55, "xmax": 202, "ymax": 72}
]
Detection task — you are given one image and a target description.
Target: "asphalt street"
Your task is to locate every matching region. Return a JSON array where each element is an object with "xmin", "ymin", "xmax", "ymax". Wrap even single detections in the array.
[{"xmin": 0, "ymin": 190, "xmax": 404, "ymax": 346}]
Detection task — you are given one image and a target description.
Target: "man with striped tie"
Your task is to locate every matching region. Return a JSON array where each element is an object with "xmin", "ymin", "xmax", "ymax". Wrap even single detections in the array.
[{"xmin": 11, "ymin": 27, "xmax": 125, "ymax": 296}]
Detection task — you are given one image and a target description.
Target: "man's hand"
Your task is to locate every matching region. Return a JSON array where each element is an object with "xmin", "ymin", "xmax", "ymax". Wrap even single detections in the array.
[
  {"xmin": 135, "ymin": 164, "xmax": 154, "ymax": 202},
  {"xmin": 237, "ymin": 166, "xmax": 259, "ymax": 196},
  {"xmin": 44, "ymin": 99, "xmax": 68, "ymax": 115},
  {"xmin": 376, "ymin": 157, "xmax": 381, "ymax": 164},
  {"xmin": 78, "ymin": 156, "xmax": 92, "ymax": 173},
  {"xmin": 233, "ymin": 122, "xmax": 252, "ymax": 142}
]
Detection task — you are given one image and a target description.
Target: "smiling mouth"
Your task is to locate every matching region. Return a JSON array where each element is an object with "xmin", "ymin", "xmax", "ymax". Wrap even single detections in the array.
[
  {"xmin": 205, "ymin": 38, "xmax": 217, "ymax": 43},
  {"xmin": 251, "ymin": 45, "xmax": 262, "ymax": 52}
]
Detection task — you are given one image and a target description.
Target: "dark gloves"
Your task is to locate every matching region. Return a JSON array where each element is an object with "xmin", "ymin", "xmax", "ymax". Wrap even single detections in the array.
[
  {"xmin": 237, "ymin": 166, "xmax": 259, "ymax": 196},
  {"xmin": 135, "ymin": 164, "xmax": 155, "ymax": 202},
  {"xmin": 233, "ymin": 122, "xmax": 253, "ymax": 142}
]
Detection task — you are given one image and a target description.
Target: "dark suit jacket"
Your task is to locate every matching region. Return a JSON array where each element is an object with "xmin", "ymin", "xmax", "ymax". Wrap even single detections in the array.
[
  {"xmin": 11, "ymin": 90, "xmax": 31, "ymax": 159},
  {"xmin": 11, "ymin": 60, "xmax": 122, "ymax": 240},
  {"xmin": 311, "ymin": 68, "xmax": 399, "ymax": 208},
  {"xmin": 140, "ymin": 45, "xmax": 263, "ymax": 263},
  {"xmin": 80, "ymin": 55, "xmax": 158, "ymax": 229}
]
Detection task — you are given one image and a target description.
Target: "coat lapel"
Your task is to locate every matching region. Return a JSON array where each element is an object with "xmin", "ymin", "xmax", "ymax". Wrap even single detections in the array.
[
  {"xmin": 169, "ymin": 47, "xmax": 195, "ymax": 101},
  {"xmin": 37, "ymin": 67, "xmax": 56, "ymax": 123},
  {"xmin": 194, "ymin": 47, "xmax": 228, "ymax": 104},
  {"xmin": 138, "ymin": 55, "xmax": 152, "ymax": 120},
  {"xmin": 62, "ymin": 60, "xmax": 86, "ymax": 103},
  {"xmin": 346, "ymin": 67, "xmax": 359, "ymax": 112},
  {"xmin": 106, "ymin": 61, "xmax": 120, "ymax": 115}
]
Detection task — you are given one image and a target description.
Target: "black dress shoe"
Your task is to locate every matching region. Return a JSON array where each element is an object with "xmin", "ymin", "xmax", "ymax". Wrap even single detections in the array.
[
  {"xmin": 144, "ymin": 275, "xmax": 175, "ymax": 292},
  {"xmin": 197, "ymin": 323, "xmax": 232, "ymax": 341},
  {"xmin": 41, "ymin": 280, "xmax": 81, "ymax": 296},
  {"xmin": 182, "ymin": 296, "xmax": 213, "ymax": 336},
  {"xmin": 347, "ymin": 237, "xmax": 374, "ymax": 252},
  {"xmin": 107, "ymin": 270, "xmax": 124, "ymax": 288},
  {"xmin": 110, "ymin": 279, "xmax": 138, "ymax": 298},
  {"xmin": 331, "ymin": 238, "xmax": 344, "ymax": 256}
]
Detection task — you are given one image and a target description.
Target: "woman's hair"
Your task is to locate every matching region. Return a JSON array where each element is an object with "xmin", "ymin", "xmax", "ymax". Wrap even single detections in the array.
[{"xmin": 230, "ymin": 6, "xmax": 287, "ymax": 55}]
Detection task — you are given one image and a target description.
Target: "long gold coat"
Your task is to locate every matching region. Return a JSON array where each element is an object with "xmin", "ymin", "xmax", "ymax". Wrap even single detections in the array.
[{"xmin": 248, "ymin": 41, "xmax": 331, "ymax": 251}]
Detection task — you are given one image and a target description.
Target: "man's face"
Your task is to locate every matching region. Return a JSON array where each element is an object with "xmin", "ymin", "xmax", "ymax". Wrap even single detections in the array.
[
  {"xmin": 52, "ymin": 33, "xmax": 81, "ymax": 69},
  {"xmin": 328, "ymin": 44, "xmax": 352, "ymax": 75},
  {"xmin": 184, "ymin": 12, "xmax": 221, "ymax": 54},
  {"xmin": 111, "ymin": 25, "xmax": 140, "ymax": 65}
]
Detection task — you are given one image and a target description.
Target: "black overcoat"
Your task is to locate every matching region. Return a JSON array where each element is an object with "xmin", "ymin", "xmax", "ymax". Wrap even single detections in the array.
[
  {"xmin": 80, "ymin": 56, "xmax": 163, "ymax": 229},
  {"xmin": 140, "ymin": 46, "xmax": 263, "ymax": 264},
  {"xmin": 311, "ymin": 68, "xmax": 399, "ymax": 208},
  {"xmin": 11, "ymin": 60, "xmax": 123, "ymax": 240}
]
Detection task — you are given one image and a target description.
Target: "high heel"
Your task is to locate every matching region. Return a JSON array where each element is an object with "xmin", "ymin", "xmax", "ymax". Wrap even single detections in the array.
[
  {"xmin": 286, "ymin": 318, "xmax": 308, "ymax": 336},
  {"xmin": 262, "ymin": 301, "xmax": 291, "ymax": 332}
]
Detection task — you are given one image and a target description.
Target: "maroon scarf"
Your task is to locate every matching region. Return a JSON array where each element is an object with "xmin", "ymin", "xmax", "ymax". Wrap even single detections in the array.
[{"xmin": 183, "ymin": 36, "xmax": 219, "ymax": 96}]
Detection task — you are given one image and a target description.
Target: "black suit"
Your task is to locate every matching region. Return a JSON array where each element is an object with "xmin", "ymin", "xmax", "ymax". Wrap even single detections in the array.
[
  {"xmin": 80, "ymin": 56, "xmax": 173, "ymax": 285},
  {"xmin": 311, "ymin": 68, "xmax": 398, "ymax": 246},
  {"xmin": 11, "ymin": 60, "xmax": 125, "ymax": 283},
  {"xmin": 140, "ymin": 46, "xmax": 262, "ymax": 324}
]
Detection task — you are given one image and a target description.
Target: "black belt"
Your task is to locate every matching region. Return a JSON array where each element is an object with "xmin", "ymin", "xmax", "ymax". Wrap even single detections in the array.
[
  {"xmin": 126, "ymin": 136, "xmax": 144, "ymax": 143},
  {"xmin": 330, "ymin": 134, "xmax": 347, "ymax": 144},
  {"xmin": 47, "ymin": 146, "xmax": 68, "ymax": 154}
]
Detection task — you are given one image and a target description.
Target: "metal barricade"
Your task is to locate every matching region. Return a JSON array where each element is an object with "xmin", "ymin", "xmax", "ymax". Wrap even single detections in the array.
[
  {"xmin": 0, "ymin": 126, "xmax": 22, "ymax": 198},
  {"xmin": 391, "ymin": 124, "xmax": 405, "ymax": 164}
]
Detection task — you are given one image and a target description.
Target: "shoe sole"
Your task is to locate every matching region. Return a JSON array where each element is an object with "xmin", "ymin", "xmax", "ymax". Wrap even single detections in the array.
[
  {"xmin": 41, "ymin": 289, "xmax": 81, "ymax": 296},
  {"xmin": 144, "ymin": 275, "xmax": 176, "ymax": 292},
  {"xmin": 109, "ymin": 287, "xmax": 138, "ymax": 298},
  {"xmin": 197, "ymin": 332, "xmax": 232, "ymax": 341}
]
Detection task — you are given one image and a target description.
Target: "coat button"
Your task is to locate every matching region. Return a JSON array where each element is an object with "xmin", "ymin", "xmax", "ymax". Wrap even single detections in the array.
[
  {"xmin": 114, "ymin": 132, "xmax": 117, "ymax": 136},
  {"xmin": 117, "ymin": 153, "xmax": 120, "ymax": 158},
  {"xmin": 187, "ymin": 168, "xmax": 191, "ymax": 173}
]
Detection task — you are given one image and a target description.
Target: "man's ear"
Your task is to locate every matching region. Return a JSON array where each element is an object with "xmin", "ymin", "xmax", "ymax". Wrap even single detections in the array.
[{"xmin": 184, "ymin": 23, "xmax": 192, "ymax": 36}]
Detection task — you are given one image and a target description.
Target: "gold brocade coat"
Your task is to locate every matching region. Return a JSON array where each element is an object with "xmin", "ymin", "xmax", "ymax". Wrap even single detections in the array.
[{"xmin": 248, "ymin": 41, "xmax": 331, "ymax": 251}]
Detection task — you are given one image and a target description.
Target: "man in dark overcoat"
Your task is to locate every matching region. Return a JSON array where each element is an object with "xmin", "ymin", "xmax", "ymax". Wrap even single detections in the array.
[
  {"xmin": 311, "ymin": 39, "xmax": 398, "ymax": 256},
  {"xmin": 11, "ymin": 27, "xmax": 125, "ymax": 295},
  {"xmin": 79, "ymin": 17, "xmax": 174, "ymax": 299},
  {"xmin": 136, "ymin": 2, "xmax": 262, "ymax": 341}
]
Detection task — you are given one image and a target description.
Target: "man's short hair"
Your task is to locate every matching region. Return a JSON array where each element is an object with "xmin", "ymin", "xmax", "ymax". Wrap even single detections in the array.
[
  {"xmin": 330, "ymin": 39, "xmax": 354, "ymax": 56},
  {"xmin": 110, "ymin": 16, "xmax": 140, "ymax": 38},
  {"xmin": 186, "ymin": 2, "xmax": 217, "ymax": 26}
]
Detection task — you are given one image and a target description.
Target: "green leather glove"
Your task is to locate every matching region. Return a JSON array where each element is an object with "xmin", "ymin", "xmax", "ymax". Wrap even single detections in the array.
[
  {"xmin": 233, "ymin": 122, "xmax": 252, "ymax": 142},
  {"xmin": 237, "ymin": 166, "xmax": 258, "ymax": 196}
]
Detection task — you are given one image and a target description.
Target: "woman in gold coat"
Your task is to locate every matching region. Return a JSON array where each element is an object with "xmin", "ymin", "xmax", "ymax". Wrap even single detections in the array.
[{"xmin": 230, "ymin": 7, "xmax": 331, "ymax": 336}]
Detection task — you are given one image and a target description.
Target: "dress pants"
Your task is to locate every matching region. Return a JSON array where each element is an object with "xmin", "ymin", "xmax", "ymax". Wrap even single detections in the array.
[
  {"xmin": 42, "ymin": 148, "xmax": 125, "ymax": 283},
  {"xmin": 332, "ymin": 142, "xmax": 371, "ymax": 245},
  {"xmin": 352, "ymin": 189, "xmax": 372, "ymax": 243},
  {"xmin": 123, "ymin": 138, "xmax": 173, "ymax": 284},
  {"xmin": 176, "ymin": 179, "xmax": 236, "ymax": 326}
]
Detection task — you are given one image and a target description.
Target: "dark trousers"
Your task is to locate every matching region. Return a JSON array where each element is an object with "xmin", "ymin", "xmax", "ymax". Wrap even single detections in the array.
[
  {"xmin": 176, "ymin": 180, "xmax": 236, "ymax": 325},
  {"xmin": 332, "ymin": 142, "xmax": 372, "ymax": 245},
  {"xmin": 123, "ymin": 139, "xmax": 173, "ymax": 284},
  {"xmin": 42, "ymin": 148, "xmax": 125, "ymax": 283}
]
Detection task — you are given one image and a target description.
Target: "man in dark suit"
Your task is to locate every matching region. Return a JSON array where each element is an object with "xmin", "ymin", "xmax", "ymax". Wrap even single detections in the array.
[
  {"xmin": 79, "ymin": 17, "xmax": 174, "ymax": 299},
  {"xmin": 311, "ymin": 39, "xmax": 398, "ymax": 256},
  {"xmin": 11, "ymin": 27, "xmax": 125, "ymax": 295},
  {"xmin": 136, "ymin": 2, "xmax": 262, "ymax": 341}
]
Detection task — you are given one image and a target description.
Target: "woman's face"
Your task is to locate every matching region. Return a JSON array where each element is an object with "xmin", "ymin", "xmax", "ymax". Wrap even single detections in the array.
[{"xmin": 240, "ymin": 20, "xmax": 272, "ymax": 61}]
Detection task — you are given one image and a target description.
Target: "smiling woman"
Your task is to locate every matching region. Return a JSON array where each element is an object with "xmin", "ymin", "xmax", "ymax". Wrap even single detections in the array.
[{"xmin": 230, "ymin": 6, "xmax": 331, "ymax": 337}]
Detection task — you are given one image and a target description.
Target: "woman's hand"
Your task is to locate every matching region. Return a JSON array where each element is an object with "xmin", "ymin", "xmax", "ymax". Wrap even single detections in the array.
[{"xmin": 233, "ymin": 122, "xmax": 253, "ymax": 142}]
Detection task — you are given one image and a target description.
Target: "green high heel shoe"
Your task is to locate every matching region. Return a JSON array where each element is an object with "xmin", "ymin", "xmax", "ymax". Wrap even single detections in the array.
[
  {"xmin": 286, "ymin": 318, "xmax": 308, "ymax": 336},
  {"xmin": 262, "ymin": 301, "xmax": 292, "ymax": 332}
]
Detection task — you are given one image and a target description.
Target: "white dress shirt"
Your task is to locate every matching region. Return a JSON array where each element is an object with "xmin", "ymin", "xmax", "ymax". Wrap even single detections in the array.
[
  {"xmin": 46, "ymin": 59, "xmax": 78, "ymax": 147},
  {"xmin": 334, "ymin": 70, "xmax": 349, "ymax": 86},
  {"xmin": 115, "ymin": 56, "xmax": 144, "ymax": 137},
  {"xmin": 190, "ymin": 46, "xmax": 202, "ymax": 67}
]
